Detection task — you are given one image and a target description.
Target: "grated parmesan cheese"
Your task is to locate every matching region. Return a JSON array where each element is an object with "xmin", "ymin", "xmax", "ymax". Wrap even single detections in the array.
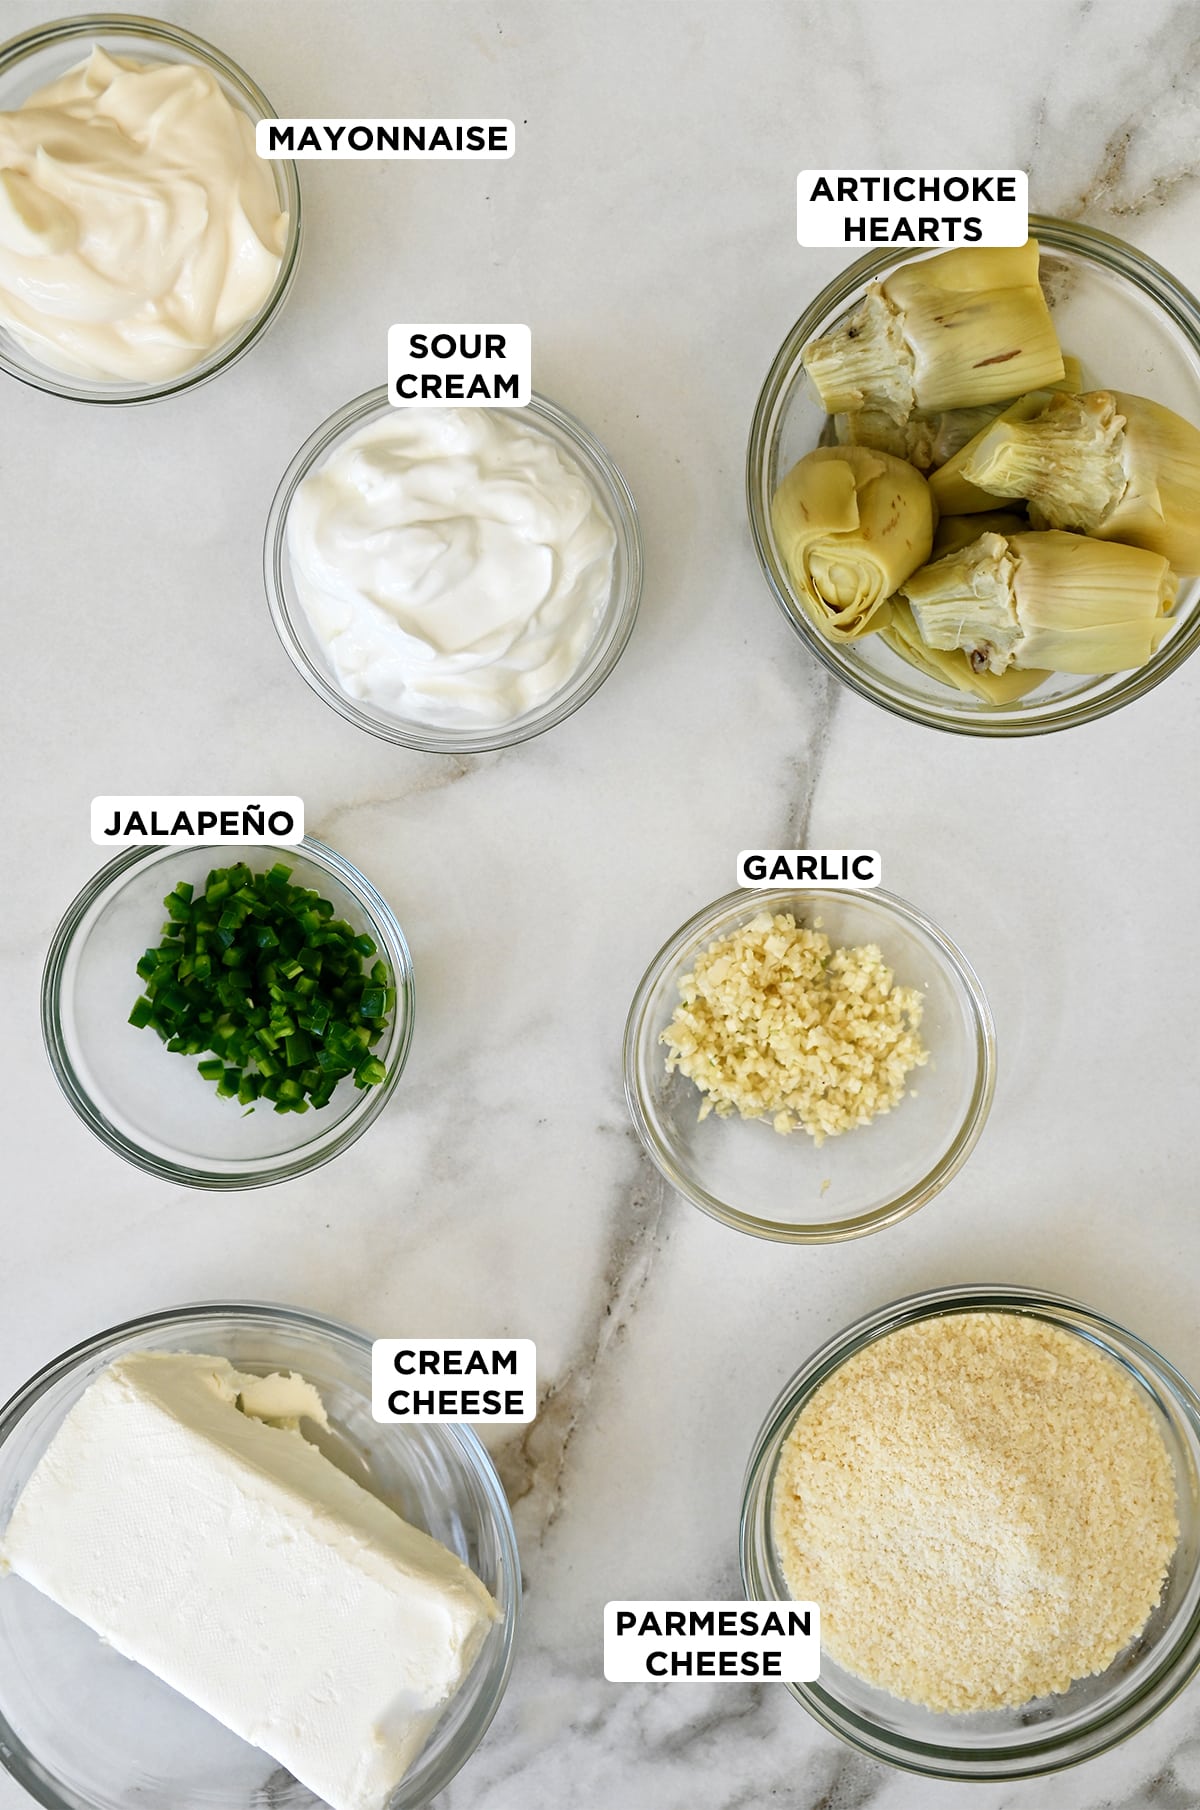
[{"xmin": 772, "ymin": 1311, "xmax": 1179, "ymax": 1712}]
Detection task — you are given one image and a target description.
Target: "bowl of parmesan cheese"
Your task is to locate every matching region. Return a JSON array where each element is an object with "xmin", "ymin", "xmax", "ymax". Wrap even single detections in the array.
[{"xmin": 741, "ymin": 1285, "xmax": 1200, "ymax": 1778}]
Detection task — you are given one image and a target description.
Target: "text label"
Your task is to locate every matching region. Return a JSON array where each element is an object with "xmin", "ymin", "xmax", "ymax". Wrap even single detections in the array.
[
  {"xmin": 257, "ymin": 119, "xmax": 515, "ymax": 159},
  {"xmin": 604, "ymin": 1601, "xmax": 820, "ymax": 1684},
  {"xmin": 797, "ymin": 169, "xmax": 1029, "ymax": 247},
  {"xmin": 371, "ymin": 1339, "xmax": 537, "ymax": 1423},
  {"xmin": 388, "ymin": 323, "xmax": 531, "ymax": 408},
  {"xmin": 92, "ymin": 796, "xmax": 304, "ymax": 847},
  {"xmin": 737, "ymin": 849, "xmax": 881, "ymax": 889}
]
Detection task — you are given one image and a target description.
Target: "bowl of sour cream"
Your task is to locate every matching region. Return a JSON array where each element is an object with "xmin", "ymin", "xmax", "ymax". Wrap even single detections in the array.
[
  {"xmin": 0, "ymin": 15, "xmax": 300, "ymax": 402},
  {"xmin": 264, "ymin": 387, "xmax": 643, "ymax": 752}
]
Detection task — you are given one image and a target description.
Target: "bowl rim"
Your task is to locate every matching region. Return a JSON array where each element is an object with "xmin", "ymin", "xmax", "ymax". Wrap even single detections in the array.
[
  {"xmin": 621, "ymin": 884, "xmax": 996, "ymax": 1243},
  {"xmin": 40, "ymin": 836, "xmax": 415, "ymax": 1190},
  {"xmin": 0, "ymin": 1298, "xmax": 522, "ymax": 1810},
  {"xmin": 263, "ymin": 385, "xmax": 644, "ymax": 753},
  {"xmin": 0, "ymin": 12, "xmax": 302, "ymax": 405},
  {"xmin": 746, "ymin": 213, "xmax": 1200, "ymax": 736},
  {"xmin": 739, "ymin": 1282, "xmax": 1200, "ymax": 1779}
]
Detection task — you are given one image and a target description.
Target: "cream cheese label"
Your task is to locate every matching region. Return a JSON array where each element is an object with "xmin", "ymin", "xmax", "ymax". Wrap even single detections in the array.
[
  {"xmin": 92, "ymin": 797, "xmax": 304, "ymax": 847},
  {"xmin": 737, "ymin": 849, "xmax": 881, "ymax": 888},
  {"xmin": 797, "ymin": 169, "xmax": 1028, "ymax": 247},
  {"xmin": 388, "ymin": 324, "xmax": 531, "ymax": 407},
  {"xmin": 604, "ymin": 1602, "xmax": 820, "ymax": 1682},
  {"xmin": 372, "ymin": 1339, "xmax": 537, "ymax": 1423}
]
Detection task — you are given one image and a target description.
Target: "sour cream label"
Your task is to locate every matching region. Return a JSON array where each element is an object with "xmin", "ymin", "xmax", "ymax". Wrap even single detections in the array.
[
  {"xmin": 372, "ymin": 1340, "xmax": 537, "ymax": 1423},
  {"xmin": 388, "ymin": 324, "xmax": 531, "ymax": 407},
  {"xmin": 737, "ymin": 850, "xmax": 881, "ymax": 888},
  {"xmin": 604, "ymin": 1602, "xmax": 820, "ymax": 1683}
]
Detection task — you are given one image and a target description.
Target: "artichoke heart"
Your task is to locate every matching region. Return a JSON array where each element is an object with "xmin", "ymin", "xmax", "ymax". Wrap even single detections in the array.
[
  {"xmin": 771, "ymin": 445, "xmax": 936, "ymax": 642},
  {"xmin": 803, "ymin": 241, "xmax": 1064, "ymax": 423},
  {"xmin": 932, "ymin": 510, "xmax": 1027, "ymax": 557},
  {"xmin": 880, "ymin": 600, "xmax": 1050, "ymax": 703},
  {"xmin": 901, "ymin": 529, "xmax": 1176, "ymax": 677},
  {"xmin": 835, "ymin": 354, "xmax": 1085, "ymax": 475},
  {"xmin": 933, "ymin": 389, "xmax": 1200, "ymax": 571},
  {"xmin": 833, "ymin": 401, "xmax": 1002, "ymax": 472},
  {"xmin": 929, "ymin": 385, "xmax": 1084, "ymax": 515}
]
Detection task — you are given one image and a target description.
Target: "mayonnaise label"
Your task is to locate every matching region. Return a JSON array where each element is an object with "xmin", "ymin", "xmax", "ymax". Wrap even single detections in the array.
[{"xmin": 257, "ymin": 119, "xmax": 514, "ymax": 159}]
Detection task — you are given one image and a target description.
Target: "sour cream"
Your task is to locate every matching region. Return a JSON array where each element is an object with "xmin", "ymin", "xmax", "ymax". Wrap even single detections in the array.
[
  {"xmin": 0, "ymin": 47, "xmax": 287, "ymax": 381},
  {"xmin": 287, "ymin": 408, "xmax": 618, "ymax": 728}
]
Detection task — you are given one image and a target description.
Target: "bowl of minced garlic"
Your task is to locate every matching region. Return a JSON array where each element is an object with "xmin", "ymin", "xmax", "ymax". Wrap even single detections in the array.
[
  {"xmin": 623, "ymin": 887, "xmax": 994, "ymax": 1241},
  {"xmin": 741, "ymin": 1286, "xmax": 1200, "ymax": 1780},
  {"xmin": 659, "ymin": 912, "xmax": 928, "ymax": 1143}
]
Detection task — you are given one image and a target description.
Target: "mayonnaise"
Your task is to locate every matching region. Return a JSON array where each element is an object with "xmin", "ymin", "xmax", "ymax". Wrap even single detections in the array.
[
  {"xmin": 0, "ymin": 47, "xmax": 287, "ymax": 382},
  {"xmin": 287, "ymin": 409, "xmax": 618, "ymax": 728}
]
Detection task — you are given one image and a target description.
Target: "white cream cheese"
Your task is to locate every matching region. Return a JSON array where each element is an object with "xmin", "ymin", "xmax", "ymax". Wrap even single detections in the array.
[
  {"xmin": 0, "ymin": 47, "xmax": 287, "ymax": 381},
  {"xmin": 287, "ymin": 408, "xmax": 618, "ymax": 727},
  {"xmin": 0, "ymin": 1352, "xmax": 499, "ymax": 1810}
]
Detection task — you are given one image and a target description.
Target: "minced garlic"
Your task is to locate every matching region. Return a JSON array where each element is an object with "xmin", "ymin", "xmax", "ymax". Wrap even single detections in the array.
[
  {"xmin": 660, "ymin": 912, "xmax": 927, "ymax": 1144},
  {"xmin": 772, "ymin": 1311, "xmax": 1180, "ymax": 1712}
]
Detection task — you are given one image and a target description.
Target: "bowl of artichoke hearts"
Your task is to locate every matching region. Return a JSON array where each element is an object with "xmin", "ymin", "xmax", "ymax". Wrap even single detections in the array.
[{"xmin": 748, "ymin": 217, "xmax": 1200, "ymax": 734}]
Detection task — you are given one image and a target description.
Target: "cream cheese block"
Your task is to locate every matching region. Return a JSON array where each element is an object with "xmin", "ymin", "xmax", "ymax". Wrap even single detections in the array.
[{"xmin": 0, "ymin": 1351, "xmax": 499, "ymax": 1810}]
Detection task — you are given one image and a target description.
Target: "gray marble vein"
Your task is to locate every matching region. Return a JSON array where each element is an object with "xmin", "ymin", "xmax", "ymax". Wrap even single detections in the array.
[{"xmin": 494, "ymin": 1136, "xmax": 669, "ymax": 1540}]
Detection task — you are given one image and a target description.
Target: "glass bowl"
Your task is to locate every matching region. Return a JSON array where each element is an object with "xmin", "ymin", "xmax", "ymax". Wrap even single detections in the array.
[
  {"xmin": 623, "ymin": 885, "xmax": 994, "ymax": 1242},
  {"xmin": 264, "ymin": 387, "xmax": 644, "ymax": 753},
  {"xmin": 748, "ymin": 216, "xmax": 1200, "ymax": 735},
  {"xmin": 0, "ymin": 14, "xmax": 302, "ymax": 404},
  {"xmin": 740, "ymin": 1284, "xmax": 1200, "ymax": 1779},
  {"xmin": 41, "ymin": 838, "xmax": 414, "ymax": 1189},
  {"xmin": 0, "ymin": 1302, "xmax": 521, "ymax": 1810}
]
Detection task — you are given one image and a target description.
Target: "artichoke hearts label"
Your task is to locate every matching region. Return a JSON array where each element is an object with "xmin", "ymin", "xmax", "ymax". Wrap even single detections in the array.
[
  {"xmin": 257, "ymin": 119, "xmax": 514, "ymax": 159},
  {"xmin": 797, "ymin": 170, "xmax": 1028, "ymax": 247},
  {"xmin": 737, "ymin": 850, "xmax": 880, "ymax": 889},
  {"xmin": 388, "ymin": 324, "xmax": 531, "ymax": 407},
  {"xmin": 92, "ymin": 796, "xmax": 303, "ymax": 847},
  {"xmin": 372, "ymin": 1339, "xmax": 536, "ymax": 1423},
  {"xmin": 604, "ymin": 1602, "xmax": 820, "ymax": 1683}
]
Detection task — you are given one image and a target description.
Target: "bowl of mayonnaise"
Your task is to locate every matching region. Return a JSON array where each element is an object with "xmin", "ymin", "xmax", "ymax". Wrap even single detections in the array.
[
  {"xmin": 265, "ymin": 386, "xmax": 644, "ymax": 752},
  {"xmin": 0, "ymin": 15, "xmax": 301, "ymax": 402}
]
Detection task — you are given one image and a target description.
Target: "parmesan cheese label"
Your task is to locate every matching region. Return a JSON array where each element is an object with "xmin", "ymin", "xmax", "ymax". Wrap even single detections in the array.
[{"xmin": 603, "ymin": 1602, "xmax": 820, "ymax": 1683}]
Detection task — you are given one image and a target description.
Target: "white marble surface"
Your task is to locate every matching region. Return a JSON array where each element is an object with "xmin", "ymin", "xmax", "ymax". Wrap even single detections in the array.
[{"xmin": 5, "ymin": 0, "xmax": 1200, "ymax": 1804}]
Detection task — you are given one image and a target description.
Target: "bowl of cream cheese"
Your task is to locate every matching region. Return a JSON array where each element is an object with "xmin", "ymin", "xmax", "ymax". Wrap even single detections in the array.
[
  {"xmin": 265, "ymin": 388, "xmax": 643, "ymax": 752},
  {"xmin": 0, "ymin": 15, "xmax": 301, "ymax": 402},
  {"xmin": 0, "ymin": 1302, "xmax": 521, "ymax": 1810}
]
